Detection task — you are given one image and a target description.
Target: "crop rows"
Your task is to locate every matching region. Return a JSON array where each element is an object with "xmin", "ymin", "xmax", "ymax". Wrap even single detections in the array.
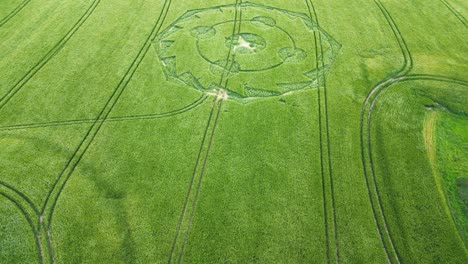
[{"xmin": 2, "ymin": 0, "xmax": 336, "ymax": 262}]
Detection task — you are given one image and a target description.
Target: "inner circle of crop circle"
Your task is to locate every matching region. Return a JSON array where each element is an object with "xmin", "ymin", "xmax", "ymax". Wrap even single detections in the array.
[
  {"xmin": 195, "ymin": 19, "xmax": 297, "ymax": 72},
  {"xmin": 153, "ymin": 2, "xmax": 341, "ymax": 103}
]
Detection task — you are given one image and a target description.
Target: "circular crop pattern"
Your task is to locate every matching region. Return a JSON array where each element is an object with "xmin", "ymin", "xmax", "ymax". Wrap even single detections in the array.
[{"xmin": 154, "ymin": 2, "xmax": 341, "ymax": 103}]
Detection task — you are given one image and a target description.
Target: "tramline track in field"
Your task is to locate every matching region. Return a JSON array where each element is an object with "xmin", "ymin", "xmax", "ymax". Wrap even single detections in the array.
[
  {"xmin": 0, "ymin": 0, "xmax": 102, "ymax": 112},
  {"xmin": 168, "ymin": 1, "xmax": 241, "ymax": 262},
  {"xmin": 0, "ymin": 94, "xmax": 208, "ymax": 131},
  {"xmin": 0, "ymin": 0, "xmax": 32, "ymax": 28}
]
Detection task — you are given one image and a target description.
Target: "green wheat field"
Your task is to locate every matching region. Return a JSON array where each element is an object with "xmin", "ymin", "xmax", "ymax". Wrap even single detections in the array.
[{"xmin": 0, "ymin": 0, "xmax": 467, "ymax": 263}]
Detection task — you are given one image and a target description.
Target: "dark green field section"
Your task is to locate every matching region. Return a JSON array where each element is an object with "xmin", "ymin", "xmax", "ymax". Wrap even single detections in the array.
[
  {"xmin": 371, "ymin": 81, "xmax": 467, "ymax": 263},
  {"xmin": 0, "ymin": 0, "xmax": 467, "ymax": 263}
]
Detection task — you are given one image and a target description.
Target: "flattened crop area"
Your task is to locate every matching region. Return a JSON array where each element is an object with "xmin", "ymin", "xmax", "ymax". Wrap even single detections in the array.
[{"xmin": 0, "ymin": 0, "xmax": 467, "ymax": 263}]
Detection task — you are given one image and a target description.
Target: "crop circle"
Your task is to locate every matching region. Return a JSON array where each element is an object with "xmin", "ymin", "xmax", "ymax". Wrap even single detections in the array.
[{"xmin": 154, "ymin": 2, "xmax": 341, "ymax": 103}]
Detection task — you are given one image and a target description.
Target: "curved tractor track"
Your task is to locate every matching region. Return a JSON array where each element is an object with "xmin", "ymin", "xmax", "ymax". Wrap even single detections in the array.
[
  {"xmin": 360, "ymin": 1, "xmax": 467, "ymax": 263},
  {"xmin": 41, "ymin": 0, "xmax": 173, "ymax": 228},
  {"xmin": 0, "ymin": 0, "xmax": 173, "ymax": 263},
  {"xmin": 1, "ymin": 0, "xmax": 466, "ymax": 263},
  {"xmin": 362, "ymin": 74, "xmax": 468, "ymax": 263},
  {"xmin": 0, "ymin": 183, "xmax": 53, "ymax": 263},
  {"xmin": 0, "ymin": 1, "xmax": 102, "ymax": 262},
  {"xmin": 0, "ymin": 192, "xmax": 43, "ymax": 263},
  {"xmin": 359, "ymin": 1, "xmax": 411, "ymax": 263}
]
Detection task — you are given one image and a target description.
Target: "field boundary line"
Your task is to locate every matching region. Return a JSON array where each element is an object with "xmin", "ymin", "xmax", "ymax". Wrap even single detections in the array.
[
  {"xmin": 0, "ymin": 0, "xmax": 32, "ymax": 28},
  {"xmin": 0, "ymin": 0, "xmax": 101, "ymax": 112},
  {"xmin": 423, "ymin": 110, "xmax": 465, "ymax": 249},
  {"xmin": 0, "ymin": 94, "xmax": 208, "ymax": 131},
  {"xmin": 439, "ymin": 0, "xmax": 468, "ymax": 27},
  {"xmin": 168, "ymin": 1, "xmax": 241, "ymax": 262}
]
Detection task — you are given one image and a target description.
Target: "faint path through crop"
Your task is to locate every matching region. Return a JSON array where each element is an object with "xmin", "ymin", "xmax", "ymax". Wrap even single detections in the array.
[{"xmin": 0, "ymin": 94, "xmax": 208, "ymax": 132}]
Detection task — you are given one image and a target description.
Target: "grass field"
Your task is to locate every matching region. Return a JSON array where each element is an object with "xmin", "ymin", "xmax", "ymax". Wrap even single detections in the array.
[{"xmin": 0, "ymin": 0, "xmax": 467, "ymax": 263}]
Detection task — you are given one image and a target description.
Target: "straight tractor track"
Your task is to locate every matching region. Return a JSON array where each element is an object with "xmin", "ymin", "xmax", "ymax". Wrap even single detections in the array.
[
  {"xmin": 318, "ymin": 20, "xmax": 340, "ymax": 264},
  {"xmin": 177, "ymin": 99, "xmax": 223, "ymax": 263},
  {"xmin": 0, "ymin": 0, "xmax": 102, "ymax": 112},
  {"xmin": 305, "ymin": 0, "xmax": 339, "ymax": 263},
  {"xmin": 0, "ymin": 0, "xmax": 32, "ymax": 28},
  {"xmin": 0, "ymin": 94, "xmax": 208, "ymax": 132},
  {"xmin": 439, "ymin": 0, "xmax": 468, "ymax": 27},
  {"xmin": 167, "ymin": 97, "xmax": 224, "ymax": 264},
  {"xmin": 167, "ymin": 96, "xmax": 218, "ymax": 264},
  {"xmin": 168, "ymin": 1, "xmax": 242, "ymax": 262},
  {"xmin": 312, "ymin": 0, "xmax": 341, "ymax": 262}
]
